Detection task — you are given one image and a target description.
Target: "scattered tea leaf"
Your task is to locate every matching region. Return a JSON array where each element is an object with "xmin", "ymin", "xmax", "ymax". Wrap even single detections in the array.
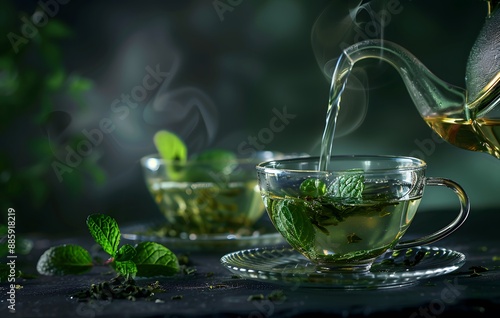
[
  {"xmin": 469, "ymin": 266, "xmax": 488, "ymax": 273},
  {"xmin": 209, "ymin": 283, "xmax": 228, "ymax": 289},
  {"xmin": 171, "ymin": 295, "xmax": 183, "ymax": 300},
  {"xmin": 403, "ymin": 250, "xmax": 426, "ymax": 267},
  {"xmin": 267, "ymin": 290, "xmax": 286, "ymax": 302},
  {"xmin": 148, "ymin": 281, "xmax": 165, "ymax": 293},
  {"xmin": 247, "ymin": 294, "xmax": 265, "ymax": 301},
  {"xmin": 347, "ymin": 233, "xmax": 362, "ymax": 244},
  {"xmin": 72, "ymin": 275, "xmax": 158, "ymax": 301},
  {"xmin": 177, "ymin": 254, "xmax": 190, "ymax": 266}
]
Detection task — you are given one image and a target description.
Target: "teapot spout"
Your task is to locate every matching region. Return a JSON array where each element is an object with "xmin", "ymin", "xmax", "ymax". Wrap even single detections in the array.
[
  {"xmin": 335, "ymin": 40, "xmax": 485, "ymax": 152},
  {"xmin": 340, "ymin": 40, "xmax": 467, "ymax": 120}
]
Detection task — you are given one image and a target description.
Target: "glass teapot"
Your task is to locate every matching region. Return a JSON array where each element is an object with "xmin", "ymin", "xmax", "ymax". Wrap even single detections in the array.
[{"xmin": 334, "ymin": 1, "xmax": 500, "ymax": 158}]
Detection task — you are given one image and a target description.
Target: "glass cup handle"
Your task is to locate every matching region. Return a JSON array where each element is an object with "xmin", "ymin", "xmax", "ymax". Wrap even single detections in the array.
[{"xmin": 395, "ymin": 177, "xmax": 470, "ymax": 249}]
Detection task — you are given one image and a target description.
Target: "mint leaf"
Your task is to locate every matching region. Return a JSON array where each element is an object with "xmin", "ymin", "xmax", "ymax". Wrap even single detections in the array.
[
  {"xmin": 153, "ymin": 130, "xmax": 188, "ymax": 181},
  {"xmin": 329, "ymin": 170, "xmax": 364, "ymax": 198},
  {"xmin": 191, "ymin": 149, "xmax": 236, "ymax": 171},
  {"xmin": 115, "ymin": 244, "xmax": 136, "ymax": 262},
  {"xmin": 184, "ymin": 149, "xmax": 237, "ymax": 182},
  {"xmin": 86, "ymin": 214, "xmax": 120, "ymax": 256},
  {"xmin": 133, "ymin": 242, "xmax": 179, "ymax": 277},
  {"xmin": 113, "ymin": 260, "xmax": 138, "ymax": 279},
  {"xmin": 153, "ymin": 130, "xmax": 187, "ymax": 163},
  {"xmin": 37, "ymin": 245, "xmax": 93, "ymax": 276},
  {"xmin": 299, "ymin": 178, "xmax": 327, "ymax": 197},
  {"xmin": 273, "ymin": 200, "xmax": 315, "ymax": 251}
]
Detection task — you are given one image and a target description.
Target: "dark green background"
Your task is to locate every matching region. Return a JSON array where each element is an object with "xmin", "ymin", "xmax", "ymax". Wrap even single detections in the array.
[{"xmin": 1, "ymin": 0, "xmax": 498, "ymax": 235}]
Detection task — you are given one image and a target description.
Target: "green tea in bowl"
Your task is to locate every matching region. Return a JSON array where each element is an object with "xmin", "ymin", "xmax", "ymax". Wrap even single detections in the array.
[
  {"xmin": 141, "ymin": 154, "xmax": 265, "ymax": 237},
  {"xmin": 141, "ymin": 130, "xmax": 283, "ymax": 237},
  {"xmin": 257, "ymin": 155, "xmax": 469, "ymax": 272}
]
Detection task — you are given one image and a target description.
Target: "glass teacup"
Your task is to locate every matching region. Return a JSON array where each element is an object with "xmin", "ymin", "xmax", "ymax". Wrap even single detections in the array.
[
  {"xmin": 256, "ymin": 155, "xmax": 470, "ymax": 272},
  {"xmin": 141, "ymin": 151, "xmax": 286, "ymax": 238}
]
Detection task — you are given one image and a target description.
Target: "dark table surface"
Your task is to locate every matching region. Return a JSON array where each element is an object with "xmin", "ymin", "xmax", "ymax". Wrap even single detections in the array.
[{"xmin": 2, "ymin": 207, "xmax": 500, "ymax": 318}]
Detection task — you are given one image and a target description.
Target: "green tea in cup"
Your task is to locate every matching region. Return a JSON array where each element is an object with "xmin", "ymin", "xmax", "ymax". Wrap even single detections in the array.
[{"xmin": 256, "ymin": 155, "xmax": 469, "ymax": 272}]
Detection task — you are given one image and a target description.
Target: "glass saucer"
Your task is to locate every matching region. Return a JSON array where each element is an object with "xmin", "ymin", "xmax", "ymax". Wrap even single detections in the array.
[
  {"xmin": 220, "ymin": 246, "xmax": 465, "ymax": 289},
  {"xmin": 121, "ymin": 222, "xmax": 284, "ymax": 252}
]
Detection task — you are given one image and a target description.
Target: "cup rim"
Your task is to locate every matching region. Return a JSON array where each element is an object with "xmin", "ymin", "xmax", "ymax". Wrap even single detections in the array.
[
  {"xmin": 256, "ymin": 154, "xmax": 426, "ymax": 173},
  {"xmin": 140, "ymin": 151, "xmax": 284, "ymax": 166}
]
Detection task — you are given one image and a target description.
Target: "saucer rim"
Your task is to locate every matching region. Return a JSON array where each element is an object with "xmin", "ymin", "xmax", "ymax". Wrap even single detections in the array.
[{"xmin": 220, "ymin": 245, "xmax": 466, "ymax": 289}]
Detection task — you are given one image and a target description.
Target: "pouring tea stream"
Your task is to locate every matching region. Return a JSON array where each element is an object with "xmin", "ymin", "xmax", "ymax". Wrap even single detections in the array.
[{"xmin": 320, "ymin": 1, "xmax": 500, "ymax": 170}]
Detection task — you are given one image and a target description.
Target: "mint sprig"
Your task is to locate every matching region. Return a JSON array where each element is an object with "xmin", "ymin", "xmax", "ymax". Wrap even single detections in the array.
[{"xmin": 36, "ymin": 214, "xmax": 179, "ymax": 279}]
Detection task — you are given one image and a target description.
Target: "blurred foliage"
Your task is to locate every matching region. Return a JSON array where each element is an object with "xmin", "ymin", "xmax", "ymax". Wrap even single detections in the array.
[{"xmin": 0, "ymin": 0, "xmax": 105, "ymax": 223}]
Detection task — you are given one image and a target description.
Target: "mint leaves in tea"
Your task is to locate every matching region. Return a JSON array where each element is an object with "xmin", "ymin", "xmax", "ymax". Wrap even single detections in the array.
[
  {"xmin": 148, "ymin": 180, "xmax": 263, "ymax": 236},
  {"xmin": 261, "ymin": 173, "xmax": 419, "ymax": 266}
]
